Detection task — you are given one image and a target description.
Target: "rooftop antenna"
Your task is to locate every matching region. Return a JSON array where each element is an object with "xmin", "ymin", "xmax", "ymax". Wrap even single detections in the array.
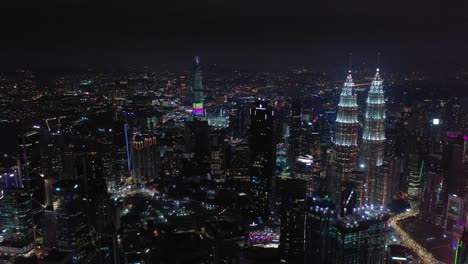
[
  {"xmin": 348, "ymin": 52, "xmax": 352, "ymax": 72},
  {"xmin": 377, "ymin": 52, "xmax": 381, "ymax": 68}
]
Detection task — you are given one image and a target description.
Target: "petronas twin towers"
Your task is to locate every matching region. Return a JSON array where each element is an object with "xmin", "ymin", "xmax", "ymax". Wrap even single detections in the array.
[{"xmin": 333, "ymin": 68, "xmax": 386, "ymax": 209}]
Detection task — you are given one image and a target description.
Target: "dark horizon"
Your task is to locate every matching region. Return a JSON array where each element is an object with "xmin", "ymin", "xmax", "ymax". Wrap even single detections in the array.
[{"xmin": 0, "ymin": 0, "xmax": 467, "ymax": 72}]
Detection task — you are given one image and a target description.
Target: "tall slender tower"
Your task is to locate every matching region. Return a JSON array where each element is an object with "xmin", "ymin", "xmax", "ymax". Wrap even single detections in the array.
[
  {"xmin": 362, "ymin": 69, "xmax": 386, "ymax": 204},
  {"xmin": 192, "ymin": 56, "xmax": 204, "ymax": 116},
  {"xmin": 333, "ymin": 71, "xmax": 359, "ymax": 210}
]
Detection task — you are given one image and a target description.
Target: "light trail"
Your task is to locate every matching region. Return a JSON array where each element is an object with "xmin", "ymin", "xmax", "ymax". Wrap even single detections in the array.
[{"xmin": 389, "ymin": 209, "xmax": 442, "ymax": 264}]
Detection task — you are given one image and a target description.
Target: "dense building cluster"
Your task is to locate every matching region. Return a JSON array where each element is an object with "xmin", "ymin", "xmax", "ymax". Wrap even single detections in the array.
[{"xmin": 1, "ymin": 57, "xmax": 468, "ymax": 263}]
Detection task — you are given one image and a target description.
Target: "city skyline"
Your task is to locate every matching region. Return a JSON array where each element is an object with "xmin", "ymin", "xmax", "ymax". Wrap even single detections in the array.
[{"xmin": 0, "ymin": 1, "xmax": 467, "ymax": 263}]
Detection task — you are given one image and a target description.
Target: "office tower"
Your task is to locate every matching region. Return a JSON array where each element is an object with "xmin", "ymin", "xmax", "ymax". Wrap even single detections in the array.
[
  {"xmin": 347, "ymin": 170, "xmax": 365, "ymax": 209},
  {"xmin": 455, "ymin": 229, "xmax": 468, "ymax": 264},
  {"xmin": 386, "ymin": 158, "xmax": 404, "ymax": 202},
  {"xmin": 278, "ymin": 177, "xmax": 307, "ymax": 263},
  {"xmin": 229, "ymin": 98, "xmax": 253, "ymax": 140},
  {"xmin": 184, "ymin": 119, "xmax": 210, "ymax": 178},
  {"xmin": 131, "ymin": 133, "xmax": 158, "ymax": 183},
  {"xmin": 306, "ymin": 129, "xmax": 326, "ymax": 193},
  {"xmin": 271, "ymin": 101, "xmax": 287, "ymax": 142},
  {"xmin": 110, "ymin": 121, "xmax": 131, "ymax": 186},
  {"xmin": 17, "ymin": 130, "xmax": 41, "ymax": 188},
  {"xmin": 208, "ymin": 106, "xmax": 229, "ymax": 128},
  {"xmin": 192, "ymin": 56, "xmax": 204, "ymax": 116},
  {"xmin": 289, "ymin": 100, "xmax": 302, "ymax": 169},
  {"xmin": 305, "ymin": 196, "xmax": 337, "ymax": 264},
  {"xmin": 361, "ymin": 69, "xmax": 386, "ymax": 205},
  {"xmin": 0, "ymin": 188, "xmax": 35, "ymax": 257},
  {"xmin": 209, "ymin": 128, "xmax": 227, "ymax": 177},
  {"xmin": 228, "ymin": 141, "xmax": 250, "ymax": 187},
  {"xmin": 160, "ymin": 147, "xmax": 184, "ymax": 181},
  {"xmin": 330, "ymin": 205, "xmax": 389, "ymax": 264},
  {"xmin": 407, "ymin": 154, "xmax": 424, "ymax": 209},
  {"xmin": 76, "ymin": 152, "xmax": 111, "ymax": 231},
  {"xmin": 374, "ymin": 164, "xmax": 390, "ymax": 206},
  {"xmin": 421, "ymin": 154, "xmax": 445, "ymax": 225},
  {"xmin": 445, "ymin": 134, "xmax": 467, "ymax": 195},
  {"xmin": 333, "ymin": 71, "xmax": 359, "ymax": 210},
  {"xmin": 405, "ymin": 135, "xmax": 431, "ymax": 209},
  {"xmin": 294, "ymin": 155, "xmax": 314, "ymax": 197},
  {"xmin": 276, "ymin": 142, "xmax": 289, "ymax": 176},
  {"xmin": 446, "ymin": 194, "xmax": 465, "ymax": 236},
  {"xmin": 52, "ymin": 180, "xmax": 90, "ymax": 262},
  {"xmin": 249, "ymin": 100, "xmax": 274, "ymax": 219}
]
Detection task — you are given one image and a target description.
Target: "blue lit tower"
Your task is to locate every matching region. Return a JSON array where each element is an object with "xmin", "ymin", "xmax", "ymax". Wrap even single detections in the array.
[
  {"xmin": 333, "ymin": 71, "xmax": 359, "ymax": 210},
  {"xmin": 192, "ymin": 56, "xmax": 204, "ymax": 116},
  {"xmin": 361, "ymin": 69, "xmax": 386, "ymax": 204}
]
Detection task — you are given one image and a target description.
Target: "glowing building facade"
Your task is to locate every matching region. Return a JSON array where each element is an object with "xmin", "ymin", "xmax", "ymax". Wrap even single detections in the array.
[
  {"xmin": 362, "ymin": 69, "xmax": 386, "ymax": 204},
  {"xmin": 333, "ymin": 71, "xmax": 359, "ymax": 208},
  {"xmin": 192, "ymin": 56, "xmax": 204, "ymax": 116},
  {"xmin": 131, "ymin": 134, "xmax": 158, "ymax": 183}
]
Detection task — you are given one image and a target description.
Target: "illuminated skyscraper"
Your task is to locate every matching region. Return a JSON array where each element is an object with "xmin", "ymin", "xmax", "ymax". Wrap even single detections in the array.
[
  {"xmin": 131, "ymin": 133, "xmax": 158, "ymax": 183},
  {"xmin": 52, "ymin": 180, "xmax": 90, "ymax": 262},
  {"xmin": 192, "ymin": 56, "xmax": 204, "ymax": 116},
  {"xmin": 362, "ymin": 69, "xmax": 386, "ymax": 204},
  {"xmin": 333, "ymin": 71, "xmax": 359, "ymax": 209},
  {"xmin": 330, "ymin": 205, "xmax": 388, "ymax": 264},
  {"xmin": 0, "ymin": 188, "xmax": 34, "ymax": 258},
  {"xmin": 279, "ymin": 177, "xmax": 307, "ymax": 263},
  {"xmin": 249, "ymin": 100, "xmax": 274, "ymax": 219}
]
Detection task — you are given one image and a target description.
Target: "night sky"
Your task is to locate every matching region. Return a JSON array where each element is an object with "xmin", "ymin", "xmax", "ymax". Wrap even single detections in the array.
[{"xmin": 1, "ymin": 0, "xmax": 467, "ymax": 71}]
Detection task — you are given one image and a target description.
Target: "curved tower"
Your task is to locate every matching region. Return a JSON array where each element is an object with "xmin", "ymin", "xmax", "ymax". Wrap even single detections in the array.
[
  {"xmin": 362, "ymin": 68, "xmax": 386, "ymax": 204},
  {"xmin": 333, "ymin": 71, "xmax": 359, "ymax": 209}
]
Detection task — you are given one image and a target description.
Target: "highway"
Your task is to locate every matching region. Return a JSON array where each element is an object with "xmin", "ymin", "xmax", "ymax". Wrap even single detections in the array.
[{"xmin": 389, "ymin": 209, "xmax": 442, "ymax": 264}]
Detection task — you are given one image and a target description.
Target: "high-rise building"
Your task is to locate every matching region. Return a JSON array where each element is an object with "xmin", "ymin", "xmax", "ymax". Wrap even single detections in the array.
[
  {"xmin": 361, "ymin": 69, "xmax": 386, "ymax": 205},
  {"xmin": 77, "ymin": 153, "xmax": 110, "ymax": 231},
  {"xmin": 294, "ymin": 155, "xmax": 314, "ymax": 197},
  {"xmin": 192, "ymin": 56, "xmax": 204, "ymax": 116},
  {"xmin": 0, "ymin": 188, "xmax": 35, "ymax": 257},
  {"xmin": 18, "ymin": 130, "xmax": 41, "ymax": 189},
  {"xmin": 228, "ymin": 141, "xmax": 250, "ymax": 184},
  {"xmin": 330, "ymin": 205, "xmax": 389, "ymax": 264},
  {"xmin": 333, "ymin": 71, "xmax": 359, "ymax": 210},
  {"xmin": 249, "ymin": 100, "xmax": 274, "ymax": 219},
  {"xmin": 184, "ymin": 119, "xmax": 210, "ymax": 178},
  {"xmin": 289, "ymin": 100, "xmax": 303, "ymax": 170},
  {"xmin": 52, "ymin": 180, "xmax": 90, "ymax": 262},
  {"xmin": 279, "ymin": 176, "xmax": 307, "ymax": 263},
  {"xmin": 421, "ymin": 154, "xmax": 445, "ymax": 225},
  {"xmin": 455, "ymin": 229, "xmax": 468, "ymax": 264},
  {"xmin": 229, "ymin": 97, "xmax": 254, "ymax": 140},
  {"xmin": 407, "ymin": 154, "xmax": 424, "ymax": 209},
  {"xmin": 305, "ymin": 195, "xmax": 337, "ymax": 264},
  {"xmin": 209, "ymin": 128, "xmax": 227, "ymax": 177},
  {"xmin": 131, "ymin": 133, "xmax": 158, "ymax": 183}
]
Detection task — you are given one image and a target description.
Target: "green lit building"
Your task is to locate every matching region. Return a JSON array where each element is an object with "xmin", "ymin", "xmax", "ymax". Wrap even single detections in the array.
[{"xmin": 455, "ymin": 229, "xmax": 468, "ymax": 264}]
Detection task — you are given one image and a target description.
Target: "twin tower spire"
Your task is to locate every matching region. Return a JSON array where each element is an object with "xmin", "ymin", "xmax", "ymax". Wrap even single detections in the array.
[{"xmin": 334, "ymin": 65, "xmax": 386, "ymax": 208}]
